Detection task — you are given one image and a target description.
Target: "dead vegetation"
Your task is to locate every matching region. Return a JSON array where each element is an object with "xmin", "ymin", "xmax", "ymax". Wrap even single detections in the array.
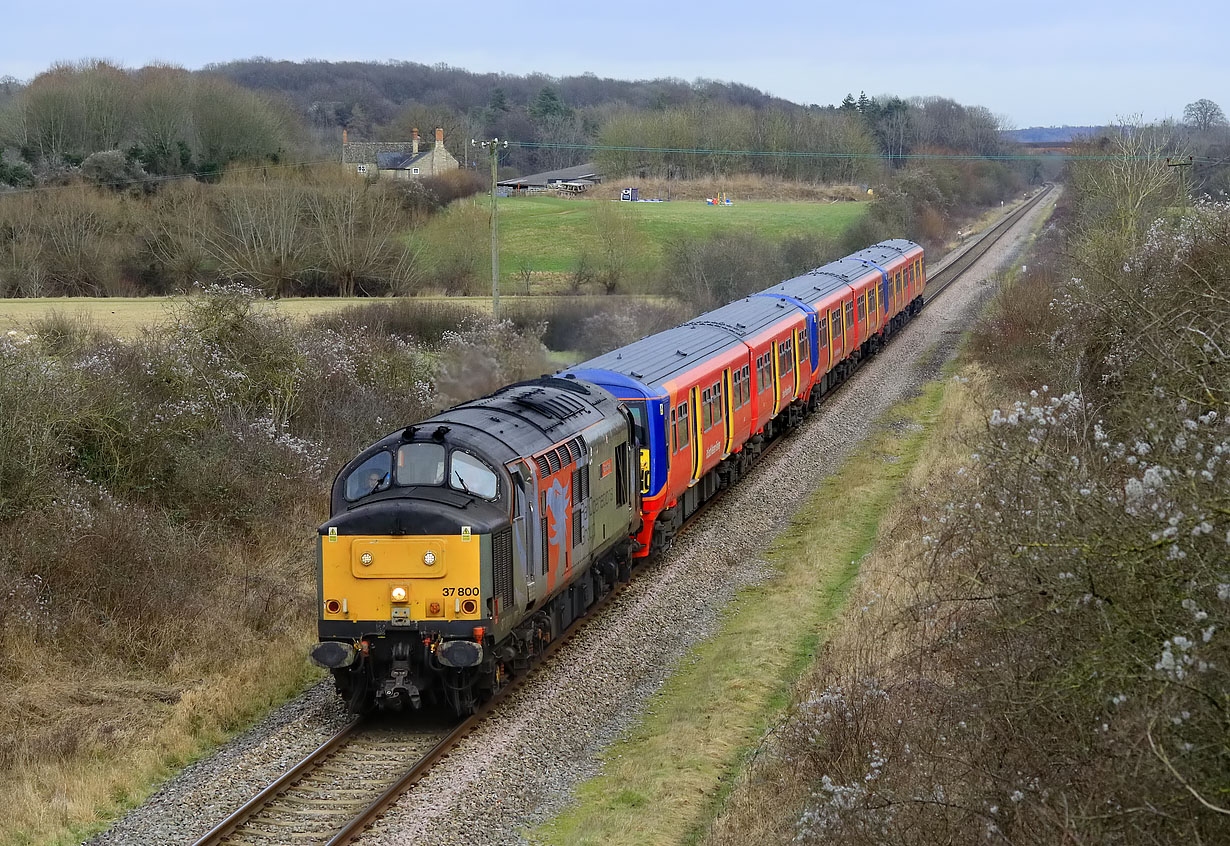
[{"xmin": 706, "ymin": 139, "xmax": 1228, "ymax": 845}]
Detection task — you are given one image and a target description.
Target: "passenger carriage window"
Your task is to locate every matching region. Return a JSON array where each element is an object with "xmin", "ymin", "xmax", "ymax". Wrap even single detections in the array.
[
  {"xmin": 779, "ymin": 340, "xmax": 793, "ymax": 375},
  {"xmin": 869, "ymin": 286, "xmax": 877, "ymax": 314},
  {"xmin": 732, "ymin": 369, "xmax": 742, "ymax": 408},
  {"xmin": 800, "ymin": 332, "xmax": 808, "ymax": 361},
  {"xmin": 712, "ymin": 381, "xmax": 723, "ymax": 424},
  {"xmin": 346, "ymin": 451, "xmax": 393, "ymax": 501},
  {"xmin": 702, "ymin": 388, "xmax": 712, "ymax": 430},
  {"xmin": 670, "ymin": 408, "xmax": 677, "ymax": 452},
  {"xmin": 858, "ymin": 293, "xmax": 867, "ymax": 325},
  {"xmin": 742, "ymin": 365, "xmax": 750, "ymax": 401},
  {"xmin": 845, "ymin": 301, "xmax": 855, "ymax": 334},
  {"xmin": 395, "ymin": 443, "xmax": 445, "ymax": 487},
  {"xmin": 831, "ymin": 309, "xmax": 842, "ymax": 341},
  {"xmin": 449, "ymin": 451, "xmax": 498, "ymax": 499}
]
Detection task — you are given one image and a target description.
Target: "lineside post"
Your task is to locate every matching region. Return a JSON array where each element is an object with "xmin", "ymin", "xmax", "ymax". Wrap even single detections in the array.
[{"xmin": 472, "ymin": 137, "xmax": 509, "ymax": 318}]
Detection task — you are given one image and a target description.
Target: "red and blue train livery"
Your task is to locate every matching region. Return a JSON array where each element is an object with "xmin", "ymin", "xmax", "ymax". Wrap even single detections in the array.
[{"xmin": 311, "ymin": 240, "xmax": 925, "ymax": 714}]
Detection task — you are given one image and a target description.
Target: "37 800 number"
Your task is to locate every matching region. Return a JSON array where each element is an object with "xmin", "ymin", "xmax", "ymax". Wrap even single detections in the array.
[{"xmin": 441, "ymin": 587, "xmax": 480, "ymax": 597}]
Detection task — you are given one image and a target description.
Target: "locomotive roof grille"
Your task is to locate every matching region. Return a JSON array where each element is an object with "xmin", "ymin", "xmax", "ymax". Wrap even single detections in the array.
[{"xmin": 512, "ymin": 387, "xmax": 587, "ymax": 420}]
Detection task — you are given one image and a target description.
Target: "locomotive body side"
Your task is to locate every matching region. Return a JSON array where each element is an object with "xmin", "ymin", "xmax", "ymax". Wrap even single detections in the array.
[{"xmin": 312, "ymin": 376, "xmax": 639, "ymax": 714}]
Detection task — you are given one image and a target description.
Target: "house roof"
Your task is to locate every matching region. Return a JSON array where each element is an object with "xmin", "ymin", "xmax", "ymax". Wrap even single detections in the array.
[
  {"xmin": 377, "ymin": 151, "xmax": 431, "ymax": 170},
  {"xmin": 497, "ymin": 162, "xmax": 600, "ymax": 188}
]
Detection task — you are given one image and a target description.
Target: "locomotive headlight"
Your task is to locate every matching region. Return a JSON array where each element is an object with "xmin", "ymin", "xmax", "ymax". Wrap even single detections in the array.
[
  {"xmin": 423, "ymin": 551, "xmax": 436, "ymax": 566},
  {"xmin": 360, "ymin": 552, "xmax": 373, "ymax": 566},
  {"xmin": 391, "ymin": 586, "xmax": 408, "ymax": 602}
]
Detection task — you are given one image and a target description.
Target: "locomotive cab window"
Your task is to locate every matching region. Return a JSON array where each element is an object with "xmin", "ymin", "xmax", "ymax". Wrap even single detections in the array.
[
  {"xmin": 626, "ymin": 402, "xmax": 648, "ymax": 446},
  {"xmin": 449, "ymin": 451, "xmax": 498, "ymax": 499},
  {"xmin": 396, "ymin": 442, "xmax": 446, "ymax": 487},
  {"xmin": 345, "ymin": 451, "xmax": 392, "ymax": 501}
]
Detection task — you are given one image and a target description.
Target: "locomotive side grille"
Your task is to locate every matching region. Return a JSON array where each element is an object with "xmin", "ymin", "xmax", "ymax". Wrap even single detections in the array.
[
  {"xmin": 567, "ymin": 438, "xmax": 583, "ymax": 463},
  {"xmin": 540, "ymin": 514, "xmax": 548, "ymax": 575},
  {"xmin": 571, "ymin": 468, "xmax": 583, "ymax": 547},
  {"xmin": 555, "ymin": 445, "xmax": 570, "ymax": 468},
  {"xmin": 492, "ymin": 528, "xmax": 514, "ymax": 612},
  {"xmin": 547, "ymin": 450, "xmax": 560, "ymax": 474},
  {"xmin": 535, "ymin": 455, "xmax": 551, "ymax": 477}
]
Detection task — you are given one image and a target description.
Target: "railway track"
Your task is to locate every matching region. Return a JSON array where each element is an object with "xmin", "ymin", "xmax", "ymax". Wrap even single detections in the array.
[
  {"xmin": 922, "ymin": 185, "xmax": 1052, "ymax": 304},
  {"xmin": 192, "ymin": 184, "xmax": 1054, "ymax": 846}
]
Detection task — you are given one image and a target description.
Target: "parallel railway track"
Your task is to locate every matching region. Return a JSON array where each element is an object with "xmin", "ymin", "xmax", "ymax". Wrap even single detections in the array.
[{"xmin": 192, "ymin": 184, "xmax": 1054, "ymax": 846}]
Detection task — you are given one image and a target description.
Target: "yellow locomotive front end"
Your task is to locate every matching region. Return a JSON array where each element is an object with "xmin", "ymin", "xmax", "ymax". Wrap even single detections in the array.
[{"xmin": 311, "ymin": 433, "xmax": 516, "ymax": 714}]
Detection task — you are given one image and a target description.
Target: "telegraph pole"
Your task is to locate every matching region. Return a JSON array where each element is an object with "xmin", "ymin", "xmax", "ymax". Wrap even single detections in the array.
[
  {"xmin": 1165, "ymin": 156, "xmax": 1193, "ymax": 203},
  {"xmin": 472, "ymin": 137, "xmax": 509, "ymax": 318}
]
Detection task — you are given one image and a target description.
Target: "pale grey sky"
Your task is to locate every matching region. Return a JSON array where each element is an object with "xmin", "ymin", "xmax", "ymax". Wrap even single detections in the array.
[{"xmin": 4, "ymin": 0, "xmax": 1226, "ymax": 126}]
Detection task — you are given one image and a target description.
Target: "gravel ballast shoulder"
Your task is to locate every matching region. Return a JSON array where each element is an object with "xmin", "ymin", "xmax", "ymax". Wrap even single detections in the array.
[{"xmin": 86, "ymin": 189, "xmax": 1056, "ymax": 846}]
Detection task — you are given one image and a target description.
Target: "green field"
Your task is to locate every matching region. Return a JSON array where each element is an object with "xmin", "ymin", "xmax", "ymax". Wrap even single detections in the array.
[{"xmin": 440, "ymin": 195, "xmax": 867, "ymax": 286}]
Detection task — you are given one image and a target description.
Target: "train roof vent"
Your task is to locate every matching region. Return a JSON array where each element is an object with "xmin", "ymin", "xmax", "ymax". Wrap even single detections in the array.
[
  {"xmin": 567, "ymin": 437, "xmax": 584, "ymax": 463},
  {"xmin": 555, "ymin": 445, "xmax": 571, "ymax": 469},
  {"xmin": 512, "ymin": 387, "xmax": 588, "ymax": 420},
  {"xmin": 546, "ymin": 449, "xmax": 561, "ymax": 474},
  {"xmin": 535, "ymin": 455, "xmax": 551, "ymax": 477}
]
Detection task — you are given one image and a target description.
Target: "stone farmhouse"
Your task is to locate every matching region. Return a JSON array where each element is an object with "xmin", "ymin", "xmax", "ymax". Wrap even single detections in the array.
[{"xmin": 341, "ymin": 127, "xmax": 460, "ymax": 180}]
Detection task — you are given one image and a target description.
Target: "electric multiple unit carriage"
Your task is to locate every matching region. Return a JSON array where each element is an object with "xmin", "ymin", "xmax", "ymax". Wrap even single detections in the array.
[{"xmin": 311, "ymin": 240, "xmax": 927, "ymax": 714}]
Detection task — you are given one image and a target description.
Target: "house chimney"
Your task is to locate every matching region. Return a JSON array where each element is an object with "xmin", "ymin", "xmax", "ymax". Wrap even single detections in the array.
[
  {"xmin": 435, "ymin": 127, "xmax": 444, "ymax": 146},
  {"xmin": 412, "ymin": 127, "xmax": 419, "ymax": 156}
]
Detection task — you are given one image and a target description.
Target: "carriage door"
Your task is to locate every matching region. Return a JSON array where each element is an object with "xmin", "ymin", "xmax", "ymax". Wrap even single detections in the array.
[{"xmin": 689, "ymin": 386, "xmax": 703, "ymax": 481}]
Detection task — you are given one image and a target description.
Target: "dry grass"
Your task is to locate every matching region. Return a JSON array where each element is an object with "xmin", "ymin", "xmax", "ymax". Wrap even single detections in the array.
[
  {"xmin": 0, "ymin": 294, "xmax": 663, "ymax": 339},
  {"xmin": 702, "ymin": 368, "xmax": 987, "ymax": 845},
  {"xmin": 7, "ymin": 634, "xmax": 316, "ymax": 845},
  {"xmin": 533, "ymin": 382, "xmax": 946, "ymax": 846},
  {"xmin": 590, "ymin": 176, "xmax": 868, "ymax": 203}
]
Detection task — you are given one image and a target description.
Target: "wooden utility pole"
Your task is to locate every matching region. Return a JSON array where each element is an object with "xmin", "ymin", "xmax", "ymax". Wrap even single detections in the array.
[
  {"xmin": 1165, "ymin": 156, "xmax": 1194, "ymax": 202},
  {"xmin": 472, "ymin": 138, "xmax": 508, "ymax": 318}
]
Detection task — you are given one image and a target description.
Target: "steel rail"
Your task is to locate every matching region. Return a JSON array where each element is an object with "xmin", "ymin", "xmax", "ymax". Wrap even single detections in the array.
[
  {"xmin": 923, "ymin": 185, "xmax": 1053, "ymax": 304},
  {"xmin": 192, "ymin": 185, "xmax": 1054, "ymax": 846},
  {"xmin": 191, "ymin": 717, "xmax": 361, "ymax": 845}
]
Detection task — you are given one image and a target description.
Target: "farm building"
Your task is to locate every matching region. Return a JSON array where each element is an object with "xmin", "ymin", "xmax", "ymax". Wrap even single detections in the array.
[
  {"xmin": 342, "ymin": 127, "xmax": 459, "ymax": 180},
  {"xmin": 497, "ymin": 163, "xmax": 601, "ymax": 194}
]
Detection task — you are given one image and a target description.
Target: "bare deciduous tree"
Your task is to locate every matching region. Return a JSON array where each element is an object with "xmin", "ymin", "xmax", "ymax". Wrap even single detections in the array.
[{"xmin": 1182, "ymin": 98, "xmax": 1228, "ymax": 133}]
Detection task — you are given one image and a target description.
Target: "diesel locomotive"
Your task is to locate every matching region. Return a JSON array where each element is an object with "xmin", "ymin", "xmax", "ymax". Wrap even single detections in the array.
[{"xmin": 311, "ymin": 239, "xmax": 926, "ymax": 714}]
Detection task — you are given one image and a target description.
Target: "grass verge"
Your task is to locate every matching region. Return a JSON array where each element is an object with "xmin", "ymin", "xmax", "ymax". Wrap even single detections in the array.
[
  {"xmin": 11, "ymin": 640, "xmax": 319, "ymax": 846},
  {"xmin": 531, "ymin": 379, "xmax": 947, "ymax": 846}
]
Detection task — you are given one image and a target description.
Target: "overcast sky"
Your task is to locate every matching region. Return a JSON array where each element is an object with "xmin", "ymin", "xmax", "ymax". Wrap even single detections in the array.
[{"xmin": 4, "ymin": 0, "xmax": 1226, "ymax": 127}]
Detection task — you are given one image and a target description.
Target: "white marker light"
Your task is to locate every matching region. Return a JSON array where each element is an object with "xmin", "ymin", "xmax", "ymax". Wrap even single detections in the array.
[
  {"xmin": 423, "ymin": 551, "xmax": 436, "ymax": 566},
  {"xmin": 391, "ymin": 586, "xmax": 408, "ymax": 602},
  {"xmin": 360, "ymin": 552, "xmax": 373, "ymax": 566}
]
